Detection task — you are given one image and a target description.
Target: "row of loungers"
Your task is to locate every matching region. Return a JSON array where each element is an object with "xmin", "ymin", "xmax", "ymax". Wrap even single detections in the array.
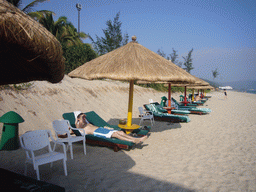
[
  {"xmin": 144, "ymin": 103, "xmax": 191, "ymax": 123},
  {"xmin": 171, "ymin": 98, "xmax": 212, "ymax": 115},
  {"xmin": 142, "ymin": 96, "xmax": 212, "ymax": 123}
]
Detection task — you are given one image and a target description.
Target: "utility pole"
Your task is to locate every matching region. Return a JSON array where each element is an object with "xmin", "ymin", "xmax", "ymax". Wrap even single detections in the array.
[{"xmin": 76, "ymin": 3, "xmax": 82, "ymax": 34}]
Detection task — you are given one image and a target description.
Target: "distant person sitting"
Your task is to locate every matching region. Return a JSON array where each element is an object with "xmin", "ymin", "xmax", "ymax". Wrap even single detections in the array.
[
  {"xmin": 195, "ymin": 95, "xmax": 201, "ymax": 101},
  {"xmin": 75, "ymin": 113, "xmax": 148, "ymax": 144}
]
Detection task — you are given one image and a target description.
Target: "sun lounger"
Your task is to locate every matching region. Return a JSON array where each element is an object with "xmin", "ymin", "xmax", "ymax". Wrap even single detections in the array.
[
  {"xmin": 144, "ymin": 104, "xmax": 191, "ymax": 123},
  {"xmin": 151, "ymin": 102, "xmax": 191, "ymax": 115},
  {"xmin": 62, "ymin": 111, "xmax": 149, "ymax": 152},
  {"xmin": 171, "ymin": 98, "xmax": 211, "ymax": 115}
]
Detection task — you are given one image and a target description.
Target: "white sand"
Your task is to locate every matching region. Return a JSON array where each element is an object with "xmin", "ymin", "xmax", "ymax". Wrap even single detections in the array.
[{"xmin": 0, "ymin": 75, "xmax": 256, "ymax": 191}]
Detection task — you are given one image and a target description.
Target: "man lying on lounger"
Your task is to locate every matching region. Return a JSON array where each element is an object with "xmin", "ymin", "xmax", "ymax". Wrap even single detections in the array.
[{"xmin": 75, "ymin": 113, "xmax": 148, "ymax": 144}]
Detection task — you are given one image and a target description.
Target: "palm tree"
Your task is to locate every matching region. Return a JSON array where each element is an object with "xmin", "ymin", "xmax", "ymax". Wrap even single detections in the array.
[
  {"xmin": 35, "ymin": 12, "xmax": 87, "ymax": 47},
  {"xmin": 212, "ymin": 68, "xmax": 219, "ymax": 80},
  {"xmin": 7, "ymin": 0, "xmax": 50, "ymax": 13}
]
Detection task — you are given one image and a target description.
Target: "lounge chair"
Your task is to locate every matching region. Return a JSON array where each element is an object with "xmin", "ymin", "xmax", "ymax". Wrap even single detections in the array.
[
  {"xmin": 171, "ymin": 98, "xmax": 211, "ymax": 115},
  {"xmin": 189, "ymin": 94, "xmax": 208, "ymax": 105},
  {"xmin": 152, "ymin": 102, "xmax": 191, "ymax": 115},
  {"xmin": 143, "ymin": 104, "xmax": 191, "ymax": 123},
  {"xmin": 62, "ymin": 111, "xmax": 149, "ymax": 152}
]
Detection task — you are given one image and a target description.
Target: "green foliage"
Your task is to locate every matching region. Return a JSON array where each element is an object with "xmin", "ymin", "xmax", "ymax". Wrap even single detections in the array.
[
  {"xmin": 212, "ymin": 68, "xmax": 219, "ymax": 80},
  {"xmin": 63, "ymin": 44, "xmax": 97, "ymax": 74},
  {"xmin": 0, "ymin": 83, "xmax": 33, "ymax": 91},
  {"xmin": 157, "ymin": 48, "xmax": 166, "ymax": 58},
  {"xmin": 90, "ymin": 12, "xmax": 129, "ymax": 55},
  {"xmin": 183, "ymin": 48, "xmax": 194, "ymax": 73},
  {"xmin": 34, "ymin": 13, "xmax": 86, "ymax": 47},
  {"xmin": 136, "ymin": 83, "xmax": 187, "ymax": 93},
  {"xmin": 169, "ymin": 48, "xmax": 183, "ymax": 67},
  {"xmin": 7, "ymin": 0, "xmax": 49, "ymax": 14}
]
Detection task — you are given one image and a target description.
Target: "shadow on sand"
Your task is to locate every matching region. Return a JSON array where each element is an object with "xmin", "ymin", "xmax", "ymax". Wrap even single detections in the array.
[
  {"xmin": 0, "ymin": 144, "xmax": 195, "ymax": 192},
  {"xmin": 108, "ymin": 118, "xmax": 182, "ymax": 133}
]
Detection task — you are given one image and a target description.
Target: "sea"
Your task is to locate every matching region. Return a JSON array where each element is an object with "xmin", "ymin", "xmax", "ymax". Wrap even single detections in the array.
[{"xmin": 234, "ymin": 89, "xmax": 256, "ymax": 94}]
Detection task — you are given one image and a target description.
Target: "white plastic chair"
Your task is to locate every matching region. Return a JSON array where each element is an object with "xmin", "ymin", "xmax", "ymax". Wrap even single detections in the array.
[
  {"xmin": 149, "ymin": 99, "xmax": 154, "ymax": 103},
  {"xmin": 52, "ymin": 119, "xmax": 86, "ymax": 159},
  {"xmin": 19, "ymin": 130, "xmax": 68, "ymax": 180},
  {"xmin": 138, "ymin": 107, "xmax": 154, "ymax": 126}
]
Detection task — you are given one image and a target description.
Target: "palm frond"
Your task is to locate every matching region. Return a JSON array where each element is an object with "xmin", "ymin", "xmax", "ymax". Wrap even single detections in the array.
[{"xmin": 22, "ymin": 0, "xmax": 49, "ymax": 13}]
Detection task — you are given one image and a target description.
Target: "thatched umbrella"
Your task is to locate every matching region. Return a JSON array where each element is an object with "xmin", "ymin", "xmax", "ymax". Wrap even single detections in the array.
[
  {"xmin": 171, "ymin": 76, "xmax": 209, "ymax": 103},
  {"xmin": 69, "ymin": 36, "xmax": 196, "ymax": 130},
  {"xmin": 186, "ymin": 85, "xmax": 214, "ymax": 99},
  {"xmin": 0, "ymin": 0, "xmax": 65, "ymax": 85},
  {"xmin": 138, "ymin": 75, "xmax": 207, "ymax": 108}
]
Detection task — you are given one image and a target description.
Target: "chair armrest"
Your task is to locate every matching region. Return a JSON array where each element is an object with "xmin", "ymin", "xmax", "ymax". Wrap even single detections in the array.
[
  {"xmin": 144, "ymin": 110, "xmax": 153, "ymax": 115},
  {"xmin": 70, "ymin": 127, "xmax": 86, "ymax": 136}
]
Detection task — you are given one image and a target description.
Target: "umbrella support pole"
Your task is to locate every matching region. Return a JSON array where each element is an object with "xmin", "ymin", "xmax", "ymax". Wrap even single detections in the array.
[
  {"xmin": 118, "ymin": 80, "xmax": 140, "ymax": 134},
  {"xmin": 168, "ymin": 83, "xmax": 171, "ymax": 107},
  {"xmin": 192, "ymin": 89, "xmax": 194, "ymax": 102},
  {"xmin": 127, "ymin": 80, "xmax": 134, "ymax": 127},
  {"xmin": 118, "ymin": 80, "xmax": 140, "ymax": 133}
]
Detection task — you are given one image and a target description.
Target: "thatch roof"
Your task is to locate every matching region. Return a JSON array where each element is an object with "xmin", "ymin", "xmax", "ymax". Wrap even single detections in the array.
[
  {"xmin": 137, "ymin": 75, "xmax": 209, "ymax": 86},
  {"xmin": 188, "ymin": 85, "xmax": 215, "ymax": 90},
  {"xmin": 171, "ymin": 76, "xmax": 209, "ymax": 87},
  {"xmin": 68, "ymin": 37, "xmax": 196, "ymax": 84},
  {"xmin": 0, "ymin": 0, "xmax": 65, "ymax": 85}
]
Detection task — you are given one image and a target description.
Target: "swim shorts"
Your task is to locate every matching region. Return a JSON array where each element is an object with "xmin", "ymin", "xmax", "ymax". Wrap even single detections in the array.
[{"xmin": 93, "ymin": 127, "xmax": 117, "ymax": 139}]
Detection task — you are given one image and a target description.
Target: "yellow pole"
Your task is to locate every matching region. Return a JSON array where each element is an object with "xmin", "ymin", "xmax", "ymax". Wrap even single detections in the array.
[
  {"xmin": 192, "ymin": 89, "xmax": 195, "ymax": 102},
  {"xmin": 127, "ymin": 80, "xmax": 134, "ymax": 127}
]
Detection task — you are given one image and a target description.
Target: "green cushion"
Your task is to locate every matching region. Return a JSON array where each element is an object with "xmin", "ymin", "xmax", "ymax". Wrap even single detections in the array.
[
  {"xmin": 171, "ymin": 110, "xmax": 190, "ymax": 115},
  {"xmin": 144, "ymin": 104, "xmax": 191, "ymax": 123},
  {"xmin": 189, "ymin": 108, "xmax": 212, "ymax": 113}
]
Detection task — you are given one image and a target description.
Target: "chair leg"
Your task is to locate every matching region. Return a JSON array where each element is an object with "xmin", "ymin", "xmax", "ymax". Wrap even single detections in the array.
[
  {"xmin": 83, "ymin": 139, "xmax": 86, "ymax": 155},
  {"xmin": 24, "ymin": 162, "xmax": 28, "ymax": 176},
  {"xmin": 35, "ymin": 166, "xmax": 40, "ymax": 180},
  {"xmin": 151, "ymin": 118, "xmax": 154, "ymax": 126},
  {"xmin": 139, "ymin": 118, "xmax": 143, "ymax": 126},
  {"xmin": 70, "ymin": 144, "xmax": 73, "ymax": 159},
  {"xmin": 63, "ymin": 159, "xmax": 67, "ymax": 176},
  {"xmin": 53, "ymin": 142, "xmax": 57, "ymax": 152}
]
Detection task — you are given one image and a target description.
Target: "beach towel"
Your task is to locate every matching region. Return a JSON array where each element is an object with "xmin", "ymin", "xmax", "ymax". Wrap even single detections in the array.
[{"xmin": 93, "ymin": 127, "xmax": 117, "ymax": 139}]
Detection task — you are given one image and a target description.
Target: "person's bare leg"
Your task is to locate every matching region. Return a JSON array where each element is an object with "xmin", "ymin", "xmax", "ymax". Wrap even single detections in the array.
[
  {"xmin": 112, "ymin": 131, "xmax": 148, "ymax": 144},
  {"xmin": 112, "ymin": 132, "xmax": 139, "ymax": 143},
  {"xmin": 120, "ymin": 131, "xmax": 148, "ymax": 143},
  {"xmin": 138, "ymin": 135, "xmax": 148, "ymax": 143}
]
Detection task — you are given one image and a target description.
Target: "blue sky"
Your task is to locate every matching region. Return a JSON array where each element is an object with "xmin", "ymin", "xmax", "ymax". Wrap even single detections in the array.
[{"xmin": 22, "ymin": 0, "xmax": 256, "ymax": 82}]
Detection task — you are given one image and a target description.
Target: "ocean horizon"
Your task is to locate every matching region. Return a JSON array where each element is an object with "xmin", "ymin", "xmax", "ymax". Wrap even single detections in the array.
[{"xmin": 232, "ymin": 89, "xmax": 256, "ymax": 94}]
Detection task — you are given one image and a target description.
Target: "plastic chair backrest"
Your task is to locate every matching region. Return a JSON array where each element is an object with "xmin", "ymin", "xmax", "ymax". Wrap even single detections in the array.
[
  {"xmin": 52, "ymin": 119, "xmax": 70, "ymax": 136},
  {"xmin": 138, "ymin": 107, "xmax": 144, "ymax": 115},
  {"xmin": 20, "ymin": 130, "xmax": 51, "ymax": 151}
]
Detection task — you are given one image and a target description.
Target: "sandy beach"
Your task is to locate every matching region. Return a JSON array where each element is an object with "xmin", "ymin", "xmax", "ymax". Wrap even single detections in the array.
[{"xmin": 0, "ymin": 76, "xmax": 256, "ymax": 191}]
